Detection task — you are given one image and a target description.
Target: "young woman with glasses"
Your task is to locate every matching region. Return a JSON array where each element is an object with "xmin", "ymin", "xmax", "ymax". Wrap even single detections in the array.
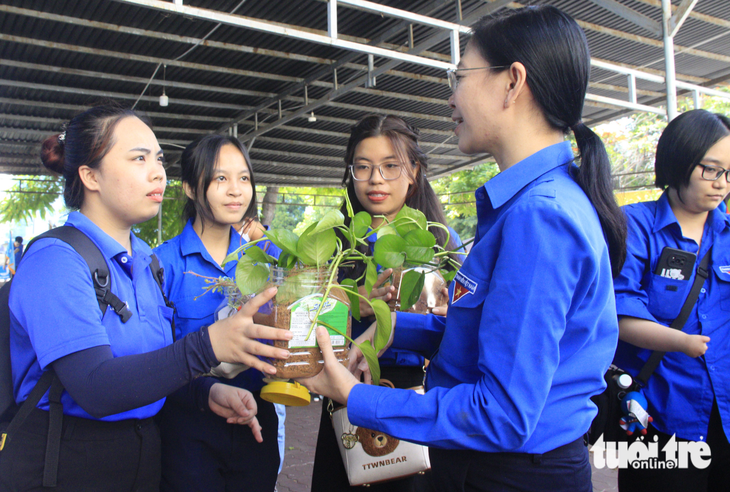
[
  {"xmin": 613, "ymin": 109, "xmax": 730, "ymax": 491},
  {"xmin": 310, "ymin": 114, "xmax": 462, "ymax": 491},
  {"xmin": 299, "ymin": 6, "xmax": 627, "ymax": 491}
]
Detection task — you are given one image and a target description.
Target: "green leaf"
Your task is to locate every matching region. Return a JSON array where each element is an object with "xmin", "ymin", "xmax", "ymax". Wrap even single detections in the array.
[
  {"xmin": 373, "ymin": 234, "xmax": 406, "ymax": 269},
  {"xmin": 442, "ymin": 269, "xmax": 457, "ymax": 283},
  {"xmin": 235, "ymin": 256, "xmax": 270, "ymax": 295},
  {"xmin": 221, "ymin": 245, "xmax": 246, "ymax": 267},
  {"xmin": 340, "ymin": 278, "xmax": 360, "ymax": 321},
  {"xmin": 278, "ymin": 252, "xmax": 297, "ymax": 269},
  {"xmin": 243, "ymin": 245, "xmax": 275, "ymax": 264},
  {"xmin": 358, "ymin": 340, "xmax": 381, "ymax": 386},
  {"xmin": 353, "ymin": 211, "xmax": 372, "ymax": 238},
  {"xmin": 264, "ymin": 229, "xmax": 299, "ymax": 257},
  {"xmin": 393, "ymin": 205, "xmax": 427, "ymax": 236},
  {"xmin": 376, "ymin": 224, "xmax": 398, "ymax": 237},
  {"xmin": 399, "ymin": 270, "xmax": 425, "ymax": 312},
  {"xmin": 297, "ymin": 228, "xmax": 337, "ymax": 266},
  {"xmin": 371, "ymin": 299, "xmax": 392, "ymax": 353},
  {"xmin": 364, "ymin": 259, "xmax": 378, "ymax": 294},
  {"xmin": 404, "ymin": 229, "xmax": 436, "ymax": 248},
  {"xmin": 313, "ymin": 209, "xmax": 345, "ymax": 234}
]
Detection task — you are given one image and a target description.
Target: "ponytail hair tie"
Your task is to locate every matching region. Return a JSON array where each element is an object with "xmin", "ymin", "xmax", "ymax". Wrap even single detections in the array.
[{"xmin": 58, "ymin": 132, "xmax": 66, "ymax": 144}]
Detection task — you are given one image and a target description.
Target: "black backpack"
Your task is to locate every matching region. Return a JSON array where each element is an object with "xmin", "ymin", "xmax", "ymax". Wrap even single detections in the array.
[{"xmin": 0, "ymin": 226, "xmax": 172, "ymax": 487}]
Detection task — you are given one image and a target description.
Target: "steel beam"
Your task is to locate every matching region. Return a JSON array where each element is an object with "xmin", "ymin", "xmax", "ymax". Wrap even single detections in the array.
[
  {"xmin": 662, "ymin": 0, "xmax": 678, "ymax": 120},
  {"xmin": 585, "ymin": 0, "xmax": 662, "ymax": 37}
]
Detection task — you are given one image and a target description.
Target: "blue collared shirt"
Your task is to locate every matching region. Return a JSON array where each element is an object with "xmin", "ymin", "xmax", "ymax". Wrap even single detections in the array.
[
  {"xmin": 614, "ymin": 191, "xmax": 730, "ymax": 441},
  {"xmin": 348, "ymin": 142, "xmax": 617, "ymax": 453},
  {"xmin": 10, "ymin": 212, "xmax": 174, "ymax": 420},
  {"xmin": 154, "ymin": 220, "xmax": 281, "ymax": 392}
]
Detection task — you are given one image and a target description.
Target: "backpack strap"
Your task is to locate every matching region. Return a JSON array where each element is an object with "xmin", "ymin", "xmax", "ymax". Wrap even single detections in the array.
[
  {"xmin": 27, "ymin": 226, "xmax": 133, "ymax": 323},
  {"xmin": 149, "ymin": 254, "xmax": 176, "ymax": 341}
]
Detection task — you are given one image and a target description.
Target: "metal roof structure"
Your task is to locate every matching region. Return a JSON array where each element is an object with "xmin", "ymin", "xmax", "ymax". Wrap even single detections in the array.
[{"xmin": 1, "ymin": 0, "xmax": 729, "ymax": 186}]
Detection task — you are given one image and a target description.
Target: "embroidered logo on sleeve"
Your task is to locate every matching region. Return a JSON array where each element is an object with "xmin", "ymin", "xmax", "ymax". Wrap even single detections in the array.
[{"xmin": 452, "ymin": 271, "xmax": 478, "ymax": 304}]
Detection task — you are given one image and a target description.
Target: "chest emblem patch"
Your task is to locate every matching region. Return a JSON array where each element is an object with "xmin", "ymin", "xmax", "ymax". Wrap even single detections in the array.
[
  {"xmin": 452, "ymin": 271, "xmax": 478, "ymax": 304},
  {"xmin": 720, "ymin": 266, "xmax": 730, "ymax": 275}
]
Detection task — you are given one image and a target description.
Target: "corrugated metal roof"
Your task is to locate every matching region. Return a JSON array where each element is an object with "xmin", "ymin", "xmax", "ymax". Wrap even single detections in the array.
[{"xmin": 0, "ymin": 0, "xmax": 728, "ymax": 185}]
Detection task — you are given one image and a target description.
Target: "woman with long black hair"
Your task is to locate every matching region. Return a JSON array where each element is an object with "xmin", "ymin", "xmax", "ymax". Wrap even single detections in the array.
[{"xmin": 300, "ymin": 6, "xmax": 626, "ymax": 491}]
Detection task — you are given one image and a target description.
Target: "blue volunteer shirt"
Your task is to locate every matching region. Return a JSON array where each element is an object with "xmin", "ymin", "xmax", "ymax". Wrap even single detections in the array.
[
  {"xmin": 154, "ymin": 220, "xmax": 281, "ymax": 392},
  {"xmin": 10, "ymin": 212, "xmax": 174, "ymax": 420},
  {"xmin": 614, "ymin": 192, "xmax": 730, "ymax": 441},
  {"xmin": 347, "ymin": 141, "xmax": 618, "ymax": 453}
]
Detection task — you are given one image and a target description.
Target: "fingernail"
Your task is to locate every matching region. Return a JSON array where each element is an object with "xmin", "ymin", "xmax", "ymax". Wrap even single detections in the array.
[
  {"xmin": 281, "ymin": 350, "xmax": 291, "ymax": 359},
  {"xmin": 267, "ymin": 366, "xmax": 278, "ymax": 375}
]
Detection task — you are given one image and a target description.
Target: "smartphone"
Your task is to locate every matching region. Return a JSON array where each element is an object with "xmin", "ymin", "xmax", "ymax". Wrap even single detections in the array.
[{"xmin": 654, "ymin": 247, "xmax": 696, "ymax": 281}]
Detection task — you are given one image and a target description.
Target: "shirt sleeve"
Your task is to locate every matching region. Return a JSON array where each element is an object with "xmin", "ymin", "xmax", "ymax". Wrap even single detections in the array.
[
  {"xmin": 348, "ymin": 198, "xmax": 596, "ymax": 451},
  {"xmin": 613, "ymin": 208, "xmax": 660, "ymax": 324},
  {"xmin": 393, "ymin": 312, "xmax": 445, "ymax": 357}
]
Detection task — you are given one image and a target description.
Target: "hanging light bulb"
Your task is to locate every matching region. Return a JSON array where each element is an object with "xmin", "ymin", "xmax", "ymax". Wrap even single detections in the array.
[
  {"xmin": 159, "ymin": 64, "xmax": 169, "ymax": 107},
  {"xmin": 307, "ymin": 111, "xmax": 317, "ymax": 122}
]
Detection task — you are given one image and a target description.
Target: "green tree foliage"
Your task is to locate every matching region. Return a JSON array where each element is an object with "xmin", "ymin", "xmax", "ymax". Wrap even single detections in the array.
[{"xmin": 0, "ymin": 176, "xmax": 65, "ymax": 223}]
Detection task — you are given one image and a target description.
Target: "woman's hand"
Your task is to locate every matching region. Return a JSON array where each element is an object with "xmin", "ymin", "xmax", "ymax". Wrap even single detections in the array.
[
  {"xmin": 359, "ymin": 269, "xmax": 395, "ymax": 317},
  {"xmin": 682, "ymin": 334, "xmax": 710, "ymax": 358},
  {"xmin": 208, "ymin": 383, "xmax": 263, "ymax": 442},
  {"xmin": 347, "ymin": 312, "xmax": 397, "ymax": 384},
  {"xmin": 431, "ymin": 287, "xmax": 450, "ymax": 316},
  {"xmin": 208, "ymin": 287, "xmax": 292, "ymax": 376},
  {"xmin": 297, "ymin": 326, "xmax": 360, "ymax": 406}
]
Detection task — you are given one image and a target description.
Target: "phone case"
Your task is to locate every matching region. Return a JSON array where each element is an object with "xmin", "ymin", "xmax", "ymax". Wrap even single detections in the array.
[{"xmin": 654, "ymin": 247, "xmax": 696, "ymax": 281}]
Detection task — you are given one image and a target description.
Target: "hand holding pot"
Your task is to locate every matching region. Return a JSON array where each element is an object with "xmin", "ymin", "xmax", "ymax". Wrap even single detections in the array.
[
  {"xmin": 347, "ymin": 312, "xmax": 397, "ymax": 384},
  {"xmin": 207, "ymin": 287, "xmax": 292, "ymax": 376},
  {"xmin": 208, "ymin": 383, "xmax": 263, "ymax": 442},
  {"xmin": 298, "ymin": 326, "xmax": 360, "ymax": 406},
  {"xmin": 431, "ymin": 287, "xmax": 450, "ymax": 316},
  {"xmin": 359, "ymin": 268, "xmax": 395, "ymax": 317}
]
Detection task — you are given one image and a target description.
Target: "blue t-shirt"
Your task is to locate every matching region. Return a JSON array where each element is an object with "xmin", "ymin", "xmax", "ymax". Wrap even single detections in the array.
[
  {"xmin": 154, "ymin": 220, "xmax": 281, "ymax": 392},
  {"xmin": 10, "ymin": 212, "xmax": 174, "ymax": 420},
  {"xmin": 348, "ymin": 142, "xmax": 617, "ymax": 453},
  {"xmin": 614, "ymin": 191, "xmax": 730, "ymax": 441}
]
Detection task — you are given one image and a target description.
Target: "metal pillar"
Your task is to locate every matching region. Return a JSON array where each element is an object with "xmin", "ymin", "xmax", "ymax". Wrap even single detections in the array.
[{"xmin": 662, "ymin": 0, "xmax": 678, "ymax": 121}]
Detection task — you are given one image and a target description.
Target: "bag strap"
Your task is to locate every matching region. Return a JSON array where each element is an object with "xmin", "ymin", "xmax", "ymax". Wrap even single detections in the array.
[
  {"xmin": 635, "ymin": 246, "xmax": 712, "ymax": 387},
  {"xmin": 0, "ymin": 370, "xmax": 55, "ymax": 451},
  {"xmin": 150, "ymin": 254, "xmax": 176, "ymax": 341},
  {"xmin": 26, "ymin": 226, "xmax": 133, "ymax": 323}
]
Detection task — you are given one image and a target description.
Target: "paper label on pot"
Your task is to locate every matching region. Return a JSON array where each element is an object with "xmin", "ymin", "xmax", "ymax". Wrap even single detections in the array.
[{"xmin": 288, "ymin": 294, "xmax": 348, "ymax": 348}]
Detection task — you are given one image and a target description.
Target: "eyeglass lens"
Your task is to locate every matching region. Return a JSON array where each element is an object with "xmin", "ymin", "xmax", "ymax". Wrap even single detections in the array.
[
  {"xmin": 701, "ymin": 165, "xmax": 730, "ymax": 182},
  {"xmin": 351, "ymin": 164, "xmax": 402, "ymax": 181}
]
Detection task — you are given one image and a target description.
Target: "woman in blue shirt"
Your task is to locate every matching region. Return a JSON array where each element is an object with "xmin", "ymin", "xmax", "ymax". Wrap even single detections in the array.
[
  {"xmin": 1, "ymin": 106, "xmax": 287, "ymax": 491},
  {"xmin": 613, "ymin": 109, "xmax": 730, "ymax": 491},
  {"xmin": 311, "ymin": 114, "xmax": 462, "ymax": 491},
  {"xmin": 299, "ymin": 6, "xmax": 627, "ymax": 491},
  {"xmin": 154, "ymin": 134, "xmax": 283, "ymax": 492}
]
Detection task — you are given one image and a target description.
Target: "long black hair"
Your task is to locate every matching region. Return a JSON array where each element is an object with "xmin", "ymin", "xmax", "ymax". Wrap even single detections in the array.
[
  {"xmin": 470, "ymin": 6, "xmax": 627, "ymax": 276},
  {"xmin": 180, "ymin": 134, "xmax": 258, "ymax": 227},
  {"xmin": 339, "ymin": 114, "xmax": 460, "ymax": 281}
]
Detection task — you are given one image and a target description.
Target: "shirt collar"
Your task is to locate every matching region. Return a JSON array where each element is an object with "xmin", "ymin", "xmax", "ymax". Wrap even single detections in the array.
[
  {"xmin": 65, "ymin": 211, "xmax": 151, "ymax": 259},
  {"xmin": 653, "ymin": 190, "xmax": 730, "ymax": 234},
  {"xmin": 179, "ymin": 219, "xmax": 244, "ymax": 257},
  {"xmin": 483, "ymin": 141, "xmax": 575, "ymax": 209}
]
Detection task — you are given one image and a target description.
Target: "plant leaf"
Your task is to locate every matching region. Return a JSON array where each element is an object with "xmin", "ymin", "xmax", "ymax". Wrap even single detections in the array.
[
  {"xmin": 442, "ymin": 269, "xmax": 457, "ymax": 283},
  {"xmin": 358, "ymin": 340, "xmax": 381, "ymax": 386},
  {"xmin": 371, "ymin": 299, "xmax": 392, "ymax": 353},
  {"xmin": 221, "ymin": 245, "xmax": 246, "ymax": 267},
  {"xmin": 243, "ymin": 245, "xmax": 275, "ymax": 264},
  {"xmin": 373, "ymin": 234, "xmax": 406, "ymax": 269},
  {"xmin": 376, "ymin": 224, "xmax": 398, "ymax": 237},
  {"xmin": 353, "ymin": 211, "xmax": 372, "ymax": 238},
  {"xmin": 399, "ymin": 270, "xmax": 425, "ymax": 311},
  {"xmin": 404, "ymin": 229, "xmax": 436, "ymax": 248},
  {"xmin": 278, "ymin": 252, "xmax": 297, "ymax": 269},
  {"xmin": 297, "ymin": 228, "xmax": 337, "ymax": 266},
  {"xmin": 265, "ymin": 229, "xmax": 299, "ymax": 257},
  {"xmin": 235, "ymin": 256, "xmax": 270, "ymax": 295},
  {"xmin": 340, "ymin": 278, "xmax": 360, "ymax": 321},
  {"xmin": 393, "ymin": 205, "xmax": 427, "ymax": 236},
  {"xmin": 313, "ymin": 209, "xmax": 345, "ymax": 234},
  {"xmin": 364, "ymin": 259, "xmax": 378, "ymax": 294}
]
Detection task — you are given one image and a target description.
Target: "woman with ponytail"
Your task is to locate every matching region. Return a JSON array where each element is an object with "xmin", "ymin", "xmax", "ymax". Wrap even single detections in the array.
[{"xmin": 299, "ymin": 6, "xmax": 626, "ymax": 491}]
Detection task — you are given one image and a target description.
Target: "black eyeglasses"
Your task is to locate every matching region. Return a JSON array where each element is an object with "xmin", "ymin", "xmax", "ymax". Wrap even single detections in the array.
[
  {"xmin": 697, "ymin": 163, "xmax": 730, "ymax": 183},
  {"xmin": 446, "ymin": 66, "xmax": 510, "ymax": 91}
]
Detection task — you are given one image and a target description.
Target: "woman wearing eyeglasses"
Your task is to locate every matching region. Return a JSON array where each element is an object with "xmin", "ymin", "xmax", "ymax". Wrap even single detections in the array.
[
  {"xmin": 310, "ymin": 114, "xmax": 462, "ymax": 491},
  {"xmin": 299, "ymin": 6, "xmax": 627, "ymax": 491},
  {"xmin": 613, "ymin": 109, "xmax": 730, "ymax": 491}
]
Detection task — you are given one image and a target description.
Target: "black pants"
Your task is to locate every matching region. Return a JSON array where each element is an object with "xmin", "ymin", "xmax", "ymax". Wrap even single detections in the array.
[
  {"xmin": 311, "ymin": 366, "xmax": 430, "ymax": 491},
  {"xmin": 618, "ymin": 401, "xmax": 730, "ymax": 492},
  {"xmin": 426, "ymin": 437, "xmax": 592, "ymax": 492},
  {"xmin": 0, "ymin": 407, "xmax": 160, "ymax": 492},
  {"xmin": 158, "ymin": 391, "xmax": 279, "ymax": 492}
]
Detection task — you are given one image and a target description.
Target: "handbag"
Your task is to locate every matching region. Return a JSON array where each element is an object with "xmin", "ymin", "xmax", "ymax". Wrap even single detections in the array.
[
  {"xmin": 330, "ymin": 379, "xmax": 431, "ymax": 487},
  {"xmin": 588, "ymin": 247, "xmax": 712, "ymax": 445}
]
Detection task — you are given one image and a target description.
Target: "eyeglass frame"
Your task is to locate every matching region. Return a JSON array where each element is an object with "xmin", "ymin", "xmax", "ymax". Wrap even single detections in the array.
[
  {"xmin": 348, "ymin": 163, "xmax": 404, "ymax": 182},
  {"xmin": 446, "ymin": 65, "xmax": 511, "ymax": 91},
  {"xmin": 697, "ymin": 163, "xmax": 730, "ymax": 183}
]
